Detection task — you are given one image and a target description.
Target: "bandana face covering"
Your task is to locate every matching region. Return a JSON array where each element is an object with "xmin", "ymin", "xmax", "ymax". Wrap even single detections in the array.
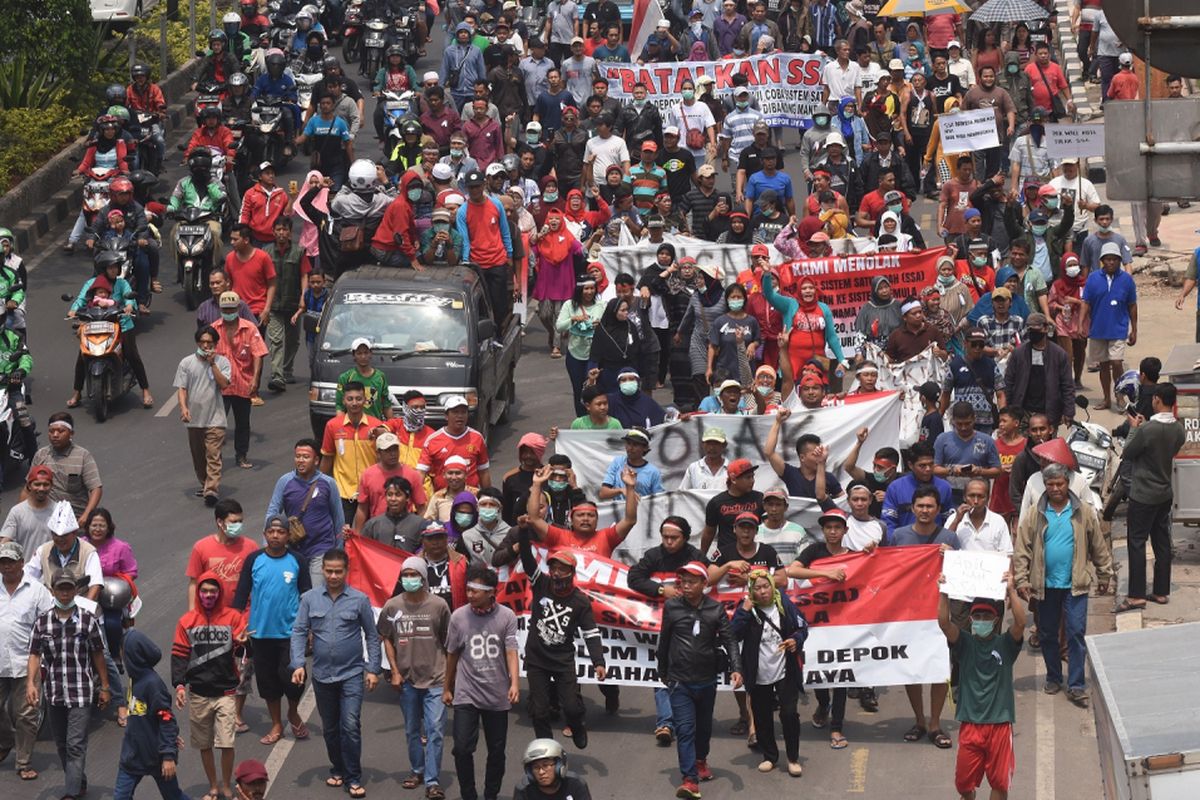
[{"xmin": 402, "ymin": 404, "xmax": 427, "ymax": 432}]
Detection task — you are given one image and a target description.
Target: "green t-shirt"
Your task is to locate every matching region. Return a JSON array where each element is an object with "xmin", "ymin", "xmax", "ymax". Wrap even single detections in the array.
[
  {"xmin": 953, "ymin": 629, "xmax": 1021, "ymax": 724},
  {"xmin": 570, "ymin": 415, "xmax": 623, "ymax": 430},
  {"xmin": 1022, "ymin": 267, "xmax": 1048, "ymax": 316},
  {"xmin": 337, "ymin": 366, "xmax": 392, "ymax": 418}
]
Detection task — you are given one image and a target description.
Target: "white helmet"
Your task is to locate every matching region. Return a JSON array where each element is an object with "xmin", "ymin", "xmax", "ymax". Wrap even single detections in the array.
[
  {"xmin": 522, "ymin": 738, "xmax": 565, "ymax": 778},
  {"xmin": 222, "ymin": 11, "xmax": 240, "ymax": 24},
  {"xmin": 347, "ymin": 159, "xmax": 376, "ymax": 190},
  {"xmin": 296, "ymin": 8, "xmax": 313, "ymax": 22},
  {"xmin": 302, "ymin": 4, "xmax": 319, "ymax": 16}
]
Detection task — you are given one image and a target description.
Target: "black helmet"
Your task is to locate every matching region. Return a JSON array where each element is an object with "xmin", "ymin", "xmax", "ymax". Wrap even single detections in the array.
[
  {"xmin": 387, "ymin": 45, "xmax": 404, "ymax": 58},
  {"xmin": 187, "ymin": 149, "xmax": 214, "ymax": 171},
  {"xmin": 199, "ymin": 105, "xmax": 222, "ymax": 121},
  {"xmin": 105, "ymin": 84, "xmax": 127, "ymax": 106},
  {"xmin": 322, "ymin": 55, "xmax": 340, "ymax": 71},
  {"xmin": 130, "ymin": 63, "xmax": 151, "ymax": 80},
  {"xmin": 209, "ymin": 28, "xmax": 227, "ymax": 43},
  {"xmin": 94, "ymin": 248, "xmax": 124, "ymax": 273},
  {"xmin": 401, "ymin": 117, "xmax": 421, "ymax": 135}
]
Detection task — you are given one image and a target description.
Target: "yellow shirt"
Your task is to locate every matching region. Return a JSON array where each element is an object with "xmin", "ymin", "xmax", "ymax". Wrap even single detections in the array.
[{"xmin": 321, "ymin": 412, "xmax": 385, "ymax": 499}]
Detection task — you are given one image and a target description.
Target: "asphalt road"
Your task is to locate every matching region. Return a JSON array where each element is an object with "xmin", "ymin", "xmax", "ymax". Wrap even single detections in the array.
[{"xmin": 0, "ymin": 37, "xmax": 1110, "ymax": 800}]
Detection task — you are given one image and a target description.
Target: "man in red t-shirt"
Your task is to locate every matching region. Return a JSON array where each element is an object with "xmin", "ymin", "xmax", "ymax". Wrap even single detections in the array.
[
  {"xmin": 938, "ymin": 156, "xmax": 979, "ymax": 238},
  {"xmin": 352, "ymin": 431, "xmax": 428, "ymax": 529},
  {"xmin": 456, "ymin": 169, "xmax": 514, "ymax": 323},
  {"xmin": 225, "ymin": 224, "xmax": 278, "ymax": 323},
  {"xmin": 185, "ymin": 498, "xmax": 259, "ymax": 607},
  {"xmin": 417, "ymin": 395, "xmax": 492, "ymax": 490},
  {"xmin": 856, "ymin": 170, "xmax": 911, "ymax": 228},
  {"xmin": 524, "ymin": 465, "xmax": 639, "ymax": 558},
  {"xmin": 1024, "ymin": 43, "xmax": 1074, "ymax": 119}
]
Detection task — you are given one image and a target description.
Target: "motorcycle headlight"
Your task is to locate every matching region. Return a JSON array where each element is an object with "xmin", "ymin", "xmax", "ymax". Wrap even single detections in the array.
[
  {"xmin": 87, "ymin": 340, "xmax": 109, "ymax": 355},
  {"xmin": 1098, "ymin": 433, "xmax": 1112, "ymax": 449}
]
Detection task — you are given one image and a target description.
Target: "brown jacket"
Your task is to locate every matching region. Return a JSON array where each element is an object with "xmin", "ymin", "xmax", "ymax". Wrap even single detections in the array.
[{"xmin": 1012, "ymin": 490, "xmax": 1113, "ymax": 599}]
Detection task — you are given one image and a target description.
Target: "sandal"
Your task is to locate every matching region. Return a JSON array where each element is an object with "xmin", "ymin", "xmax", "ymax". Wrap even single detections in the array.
[
  {"xmin": 201, "ymin": 793, "xmax": 220, "ymax": 800},
  {"xmin": 549, "ymin": 348, "xmax": 562, "ymax": 359},
  {"xmin": 425, "ymin": 786, "xmax": 445, "ymax": 800},
  {"xmin": 1148, "ymin": 594, "xmax": 1170, "ymax": 605},
  {"xmin": 66, "ymin": 397, "xmax": 81, "ymax": 408},
  {"xmin": 929, "ymin": 729, "xmax": 953, "ymax": 749},
  {"xmin": 1115, "ymin": 599, "xmax": 1146, "ymax": 614},
  {"xmin": 326, "ymin": 776, "xmax": 344, "ymax": 787},
  {"xmin": 402, "ymin": 774, "xmax": 423, "ymax": 790},
  {"xmin": 830, "ymin": 733, "xmax": 848, "ymax": 750},
  {"xmin": 18, "ymin": 766, "xmax": 38, "ymax": 780},
  {"xmin": 729, "ymin": 718, "xmax": 749, "ymax": 736},
  {"xmin": 152, "ymin": 280, "xmax": 163, "ymax": 293},
  {"xmin": 291, "ymin": 722, "xmax": 310, "ymax": 740},
  {"xmin": 259, "ymin": 730, "xmax": 283, "ymax": 745},
  {"xmin": 348, "ymin": 785, "xmax": 366, "ymax": 798},
  {"xmin": 903, "ymin": 724, "xmax": 926, "ymax": 742},
  {"xmin": 811, "ymin": 708, "xmax": 829, "ymax": 729}
]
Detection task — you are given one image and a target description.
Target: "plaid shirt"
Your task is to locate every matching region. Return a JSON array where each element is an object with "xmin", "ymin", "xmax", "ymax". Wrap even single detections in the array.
[
  {"xmin": 29, "ymin": 606, "xmax": 105, "ymax": 707},
  {"xmin": 977, "ymin": 314, "xmax": 1024, "ymax": 351}
]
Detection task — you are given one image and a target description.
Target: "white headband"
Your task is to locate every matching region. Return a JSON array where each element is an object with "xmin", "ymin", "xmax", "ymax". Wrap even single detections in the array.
[
  {"xmin": 48, "ymin": 421, "xmax": 74, "ymax": 431},
  {"xmin": 900, "ymin": 299, "xmax": 922, "ymax": 315},
  {"xmin": 467, "ymin": 581, "xmax": 495, "ymax": 592}
]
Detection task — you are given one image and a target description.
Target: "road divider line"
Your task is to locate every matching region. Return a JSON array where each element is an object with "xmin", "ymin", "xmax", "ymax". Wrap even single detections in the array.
[
  {"xmin": 1035, "ymin": 651, "xmax": 1055, "ymax": 800},
  {"xmin": 154, "ymin": 393, "xmax": 179, "ymax": 418},
  {"xmin": 263, "ymin": 688, "xmax": 317, "ymax": 797},
  {"xmin": 847, "ymin": 747, "xmax": 868, "ymax": 793}
]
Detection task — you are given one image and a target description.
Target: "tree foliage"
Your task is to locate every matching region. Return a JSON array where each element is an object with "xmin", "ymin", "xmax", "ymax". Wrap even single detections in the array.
[{"xmin": 0, "ymin": 0, "xmax": 101, "ymax": 85}]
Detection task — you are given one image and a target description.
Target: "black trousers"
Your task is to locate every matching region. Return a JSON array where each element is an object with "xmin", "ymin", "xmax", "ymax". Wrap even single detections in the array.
[
  {"xmin": 814, "ymin": 687, "xmax": 848, "ymax": 733},
  {"xmin": 223, "ymin": 395, "xmax": 252, "ymax": 460},
  {"xmin": 527, "ymin": 663, "xmax": 583, "ymax": 739},
  {"xmin": 749, "ymin": 679, "xmax": 800, "ymax": 764},
  {"xmin": 452, "ymin": 704, "xmax": 508, "ymax": 800},
  {"xmin": 1127, "ymin": 498, "xmax": 1173, "ymax": 599},
  {"xmin": 480, "ymin": 263, "xmax": 511, "ymax": 324}
]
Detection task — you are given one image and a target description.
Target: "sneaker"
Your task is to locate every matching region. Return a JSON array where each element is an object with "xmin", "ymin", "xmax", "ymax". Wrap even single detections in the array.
[
  {"xmin": 1067, "ymin": 689, "xmax": 1090, "ymax": 708},
  {"xmin": 695, "ymin": 759, "xmax": 713, "ymax": 782},
  {"xmin": 267, "ymin": 379, "xmax": 286, "ymax": 393},
  {"xmin": 787, "ymin": 761, "xmax": 803, "ymax": 777},
  {"xmin": 655, "ymin": 726, "xmax": 673, "ymax": 746},
  {"xmin": 1133, "ymin": 244, "xmax": 1148, "ymax": 257},
  {"xmin": 1149, "ymin": 237, "xmax": 1162, "ymax": 247},
  {"xmin": 757, "ymin": 760, "xmax": 775, "ymax": 773},
  {"xmin": 1043, "ymin": 681, "xmax": 1061, "ymax": 695},
  {"xmin": 675, "ymin": 779, "xmax": 701, "ymax": 799},
  {"xmin": 571, "ymin": 724, "xmax": 588, "ymax": 750}
]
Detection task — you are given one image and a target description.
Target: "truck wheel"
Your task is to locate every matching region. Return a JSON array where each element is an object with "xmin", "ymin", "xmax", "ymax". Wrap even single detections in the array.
[{"xmin": 497, "ymin": 368, "xmax": 515, "ymax": 424}]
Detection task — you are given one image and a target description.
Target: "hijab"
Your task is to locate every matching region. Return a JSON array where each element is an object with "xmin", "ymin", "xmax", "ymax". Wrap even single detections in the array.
[
  {"xmin": 1053, "ymin": 252, "xmax": 1086, "ymax": 295},
  {"xmin": 698, "ymin": 267, "xmax": 725, "ymax": 307},
  {"xmin": 797, "ymin": 215, "xmax": 826, "ymax": 256},
  {"xmin": 748, "ymin": 569, "xmax": 783, "ymax": 614},
  {"xmin": 797, "ymin": 275, "xmax": 821, "ymax": 313},
  {"xmin": 537, "ymin": 210, "xmax": 577, "ymax": 263},
  {"xmin": 836, "ymin": 96, "xmax": 857, "ymax": 139},
  {"xmin": 590, "ymin": 297, "xmax": 639, "ymax": 367},
  {"xmin": 854, "ymin": 275, "xmax": 902, "ymax": 339},
  {"xmin": 445, "ymin": 491, "xmax": 478, "ymax": 542},
  {"xmin": 292, "ymin": 169, "xmax": 329, "ymax": 256},
  {"xmin": 724, "ymin": 211, "xmax": 753, "ymax": 244}
]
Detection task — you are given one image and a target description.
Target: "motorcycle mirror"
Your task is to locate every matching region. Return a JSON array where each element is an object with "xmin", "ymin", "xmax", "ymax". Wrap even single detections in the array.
[
  {"xmin": 1075, "ymin": 395, "xmax": 1089, "ymax": 410},
  {"xmin": 61, "ymin": 293, "xmax": 74, "ymax": 302}
]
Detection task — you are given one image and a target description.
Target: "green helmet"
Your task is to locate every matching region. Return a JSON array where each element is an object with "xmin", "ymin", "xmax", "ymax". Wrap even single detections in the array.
[
  {"xmin": 0, "ymin": 228, "xmax": 13, "ymax": 243},
  {"xmin": 107, "ymin": 105, "xmax": 130, "ymax": 122}
]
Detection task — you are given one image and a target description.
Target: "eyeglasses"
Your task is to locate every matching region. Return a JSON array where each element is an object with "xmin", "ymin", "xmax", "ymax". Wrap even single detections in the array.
[{"xmin": 968, "ymin": 341, "xmax": 985, "ymax": 348}]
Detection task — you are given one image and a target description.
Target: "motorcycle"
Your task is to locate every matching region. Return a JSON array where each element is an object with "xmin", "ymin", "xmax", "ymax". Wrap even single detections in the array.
[
  {"xmin": 1067, "ymin": 394, "xmax": 1119, "ymax": 506},
  {"xmin": 294, "ymin": 70, "xmax": 323, "ymax": 116},
  {"xmin": 252, "ymin": 97, "xmax": 294, "ymax": 167},
  {"xmin": 0, "ymin": 364, "xmax": 35, "ymax": 484},
  {"xmin": 342, "ymin": 0, "xmax": 365, "ymax": 63},
  {"xmin": 389, "ymin": 13, "xmax": 418, "ymax": 65},
  {"xmin": 379, "ymin": 89, "xmax": 414, "ymax": 140},
  {"xmin": 133, "ymin": 111, "xmax": 163, "ymax": 175},
  {"xmin": 194, "ymin": 81, "xmax": 225, "ymax": 118},
  {"xmin": 64, "ymin": 301, "xmax": 135, "ymax": 423},
  {"xmin": 361, "ymin": 18, "xmax": 388, "ymax": 77},
  {"xmin": 171, "ymin": 206, "xmax": 223, "ymax": 311},
  {"xmin": 80, "ymin": 166, "xmax": 116, "ymax": 232}
]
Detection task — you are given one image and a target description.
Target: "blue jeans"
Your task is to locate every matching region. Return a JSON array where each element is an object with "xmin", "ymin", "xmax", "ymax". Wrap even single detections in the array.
[
  {"xmin": 1037, "ymin": 588, "xmax": 1088, "ymax": 691},
  {"xmin": 313, "ymin": 677, "xmax": 365, "ymax": 784},
  {"xmin": 654, "ymin": 687, "xmax": 674, "ymax": 731},
  {"xmin": 400, "ymin": 683, "xmax": 446, "ymax": 786},
  {"xmin": 667, "ymin": 681, "xmax": 716, "ymax": 781},
  {"xmin": 113, "ymin": 767, "xmax": 190, "ymax": 799}
]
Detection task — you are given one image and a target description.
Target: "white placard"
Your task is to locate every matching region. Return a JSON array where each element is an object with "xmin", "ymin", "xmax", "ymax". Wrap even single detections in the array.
[
  {"xmin": 937, "ymin": 108, "xmax": 1001, "ymax": 151},
  {"xmin": 941, "ymin": 550, "xmax": 1009, "ymax": 601},
  {"xmin": 1045, "ymin": 123, "xmax": 1105, "ymax": 158}
]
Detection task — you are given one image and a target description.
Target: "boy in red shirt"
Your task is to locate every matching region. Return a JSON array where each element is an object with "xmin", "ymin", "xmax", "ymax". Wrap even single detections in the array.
[{"xmin": 1107, "ymin": 53, "xmax": 1140, "ymax": 101}]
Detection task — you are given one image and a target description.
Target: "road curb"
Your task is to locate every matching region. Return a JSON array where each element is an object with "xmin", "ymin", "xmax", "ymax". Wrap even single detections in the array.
[{"xmin": 1, "ymin": 57, "xmax": 202, "ymax": 254}]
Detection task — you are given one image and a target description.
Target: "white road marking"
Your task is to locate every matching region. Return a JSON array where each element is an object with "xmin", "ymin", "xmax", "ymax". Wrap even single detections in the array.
[
  {"xmin": 1035, "ymin": 651, "xmax": 1056, "ymax": 800},
  {"xmin": 154, "ymin": 392, "xmax": 179, "ymax": 418},
  {"xmin": 263, "ymin": 689, "xmax": 318, "ymax": 797}
]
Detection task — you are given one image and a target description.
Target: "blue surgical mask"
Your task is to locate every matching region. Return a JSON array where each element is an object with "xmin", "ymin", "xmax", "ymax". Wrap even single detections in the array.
[
  {"xmin": 526, "ymin": 132, "xmax": 540, "ymax": 144},
  {"xmin": 450, "ymin": 148, "xmax": 464, "ymax": 158},
  {"xmin": 454, "ymin": 512, "xmax": 475, "ymax": 528},
  {"xmin": 54, "ymin": 598, "xmax": 76, "ymax": 611},
  {"xmin": 971, "ymin": 619, "xmax": 995, "ymax": 638},
  {"xmin": 735, "ymin": 100, "xmax": 749, "ymax": 110},
  {"xmin": 401, "ymin": 576, "xmax": 424, "ymax": 593},
  {"xmin": 1031, "ymin": 223, "xmax": 1048, "ymax": 236},
  {"xmin": 224, "ymin": 521, "xmax": 243, "ymax": 537},
  {"xmin": 221, "ymin": 311, "xmax": 239, "ymax": 322},
  {"xmin": 1097, "ymin": 224, "xmax": 1112, "ymax": 234},
  {"xmin": 937, "ymin": 274, "xmax": 956, "ymax": 287},
  {"xmin": 619, "ymin": 380, "xmax": 639, "ymax": 395},
  {"xmin": 682, "ymin": 90, "xmax": 695, "ymax": 101},
  {"xmin": 728, "ymin": 299, "xmax": 744, "ymax": 311},
  {"xmin": 543, "ymin": 191, "xmax": 559, "ymax": 202},
  {"xmin": 548, "ymin": 479, "xmax": 569, "ymax": 492},
  {"xmin": 407, "ymin": 188, "xmax": 422, "ymax": 201},
  {"xmin": 872, "ymin": 470, "xmax": 889, "ymax": 483},
  {"xmin": 970, "ymin": 255, "xmax": 988, "ymax": 266},
  {"xmin": 1044, "ymin": 198, "xmax": 1059, "ymax": 210},
  {"xmin": 196, "ymin": 347, "xmax": 209, "ymax": 358},
  {"xmin": 756, "ymin": 384, "xmax": 772, "ymax": 396},
  {"xmin": 478, "ymin": 507, "xmax": 500, "ymax": 523},
  {"xmin": 888, "ymin": 203, "xmax": 903, "ymax": 214}
]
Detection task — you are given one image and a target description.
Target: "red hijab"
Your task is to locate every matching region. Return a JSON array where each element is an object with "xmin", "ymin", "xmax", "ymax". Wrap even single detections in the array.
[{"xmin": 537, "ymin": 210, "xmax": 577, "ymax": 264}]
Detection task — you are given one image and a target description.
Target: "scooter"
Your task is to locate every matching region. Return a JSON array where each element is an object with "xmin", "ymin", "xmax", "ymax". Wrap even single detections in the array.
[
  {"xmin": 63, "ymin": 300, "xmax": 135, "ymax": 423},
  {"xmin": 294, "ymin": 71, "xmax": 323, "ymax": 117},
  {"xmin": 0, "ymin": 368, "xmax": 36, "ymax": 484},
  {"xmin": 171, "ymin": 205, "xmax": 223, "ymax": 311},
  {"xmin": 194, "ymin": 81, "xmax": 225, "ymax": 116},
  {"xmin": 133, "ymin": 111, "xmax": 163, "ymax": 175},
  {"xmin": 254, "ymin": 97, "xmax": 295, "ymax": 167},
  {"xmin": 361, "ymin": 18, "xmax": 388, "ymax": 77},
  {"xmin": 1067, "ymin": 394, "xmax": 1118, "ymax": 501},
  {"xmin": 379, "ymin": 89, "xmax": 414, "ymax": 139},
  {"xmin": 80, "ymin": 167, "xmax": 116, "ymax": 232},
  {"xmin": 342, "ymin": 0, "xmax": 365, "ymax": 63}
]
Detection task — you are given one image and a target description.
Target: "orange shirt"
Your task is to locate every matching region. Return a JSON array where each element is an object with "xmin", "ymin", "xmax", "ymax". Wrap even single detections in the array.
[
  {"xmin": 543, "ymin": 524, "xmax": 622, "ymax": 558},
  {"xmin": 214, "ymin": 318, "xmax": 269, "ymax": 398}
]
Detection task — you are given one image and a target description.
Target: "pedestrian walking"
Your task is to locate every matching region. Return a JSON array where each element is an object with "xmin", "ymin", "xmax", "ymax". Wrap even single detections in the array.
[
  {"xmin": 174, "ymin": 326, "xmax": 232, "ymax": 505},
  {"xmin": 113, "ymin": 629, "xmax": 186, "ymax": 800},
  {"xmin": 0, "ymin": 541, "xmax": 52, "ymax": 782}
]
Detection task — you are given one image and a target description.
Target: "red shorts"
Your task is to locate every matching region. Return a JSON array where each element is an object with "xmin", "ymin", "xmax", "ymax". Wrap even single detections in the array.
[{"xmin": 955, "ymin": 721, "xmax": 1015, "ymax": 794}]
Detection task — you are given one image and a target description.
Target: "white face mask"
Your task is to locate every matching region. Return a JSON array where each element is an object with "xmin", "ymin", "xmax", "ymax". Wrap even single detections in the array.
[{"xmin": 1065, "ymin": 265, "xmax": 1081, "ymax": 277}]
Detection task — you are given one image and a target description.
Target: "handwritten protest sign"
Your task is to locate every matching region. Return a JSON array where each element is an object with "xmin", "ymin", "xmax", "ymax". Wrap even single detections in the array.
[
  {"xmin": 941, "ymin": 550, "xmax": 1010, "ymax": 601},
  {"xmin": 937, "ymin": 108, "xmax": 1000, "ymax": 151},
  {"xmin": 1046, "ymin": 122, "xmax": 1105, "ymax": 159}
]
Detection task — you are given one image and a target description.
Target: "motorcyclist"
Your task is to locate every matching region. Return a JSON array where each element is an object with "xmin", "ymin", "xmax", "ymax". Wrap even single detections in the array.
[
  {"xmin": 239, "ymin": 0, "xmax": 272, "ymax": 39},
  {"xmin": 125, "ymin": 64, "xmax": 166, "ymax": 172},
  {"xmin": 194, "ymin": 30, "xmax": 241, "ymax": 92},
  {"xmin": 290, "ymin": 7, "xmax": 326, "ymax": 55},
  {"xmin": 78, "ymin": 116, "xmax": 130, "ymax": 178},
  {"xmin": 252, "ymin": 51, "xmax": 299, "ymax": 152},
  {"xmin": 84, "ymin": 176, "xmax": 155, "ymax": 307},
  {"xmin": 95, "ymin": 208, "xmax": 156, "ymax": 313},
  {"xmin": 301, "ymin": 160, "xmax": 392, "ymax": 275},
  {"xmin": 225, "ymin": 72, "xmax": 261, "ymax": 180},
  {"xmin": 222, "ymin": 11, "xmax": 255, "ymax": 66},
  {"xmin": 0, "ymin": 323, "xmax": 34, "ymax": 460},
  {"xmin": 313, "ymin": 56, "xmax": 364, "ymax": 122},
  {"xmin": 0, "ymin": 230, "xmax": 27, "ymax": 340},
  {"xmin": 373, "ymin": 47, "xmax": 419, "ymax": 141},
  {"xmin": 167, "ymin": 149, "xmax": 227, "ymax": 269},
  {"xmin": 185, "ymin": 106, "xmax": 238, "ymax": 162},
  {"xmin": 66, "ymin": 257, "xmax": 153, "ymax": 409},
  {"xmin": 295, "ymin": 30, "xmax": 328, "ymax": 76},
  {"xmin": 384, "ymin": 117, "xmax": 424, "ymax": 173}
]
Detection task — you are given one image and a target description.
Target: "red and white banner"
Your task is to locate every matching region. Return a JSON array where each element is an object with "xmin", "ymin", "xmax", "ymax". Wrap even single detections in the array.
[{"xmin": 346, "ymin": 535, "xmax": 949, "ymax": 689}]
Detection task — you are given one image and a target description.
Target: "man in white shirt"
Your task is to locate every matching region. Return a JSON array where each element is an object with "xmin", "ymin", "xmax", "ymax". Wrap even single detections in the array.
[
  {"xmin": 947, "ymin": 478, "xmax": 1012, "ymax": 554},
  {"xmin": 679, "ymin": 428, "xmax": 730, "ymax": 491},
  {"xmin": 844, "ymin": 482, "xmax": 885, "ymax": 551},
  {"xmin": 821, "ymin": 39, "xmax": 862, "ymax": 106},
  {"xmin": 0, "ymin": 540, "xmax": 54, "ymax": 778},
  {"xmin": 1049, "ymin": 156, "xmax": 1103, "ymax": 250},
  {"xmin": 946, "ymin": 40, "xmax": 976, "ymax": 88},
  {"xmin": 855, "ymin": 48, "xmax": 886, "ymax": 96},
  {"xmin": 581, "ymin": 111, "xmax": 630, "ymax": 191}
]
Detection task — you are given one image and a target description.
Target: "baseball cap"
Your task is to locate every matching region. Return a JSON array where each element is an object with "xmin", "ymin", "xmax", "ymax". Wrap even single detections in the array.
[
  {"xmin": 375, "ymin": 432, "xmax": 400, "ymax": 450},
  {"xmin": 888, "ymin": 58, "xmax": 904, "ymax": 70},
  {"xmin": 717, "ymin": 379, "xmax": 742, "ymax": 393},
  {"xmin": 641, "ymin": 140, "xmax": 658, "ymax": 152},
  {"xmin": 818, "ymin": 508, "xmax": 848, "ymax": 526},
  {"xmin": 431, "ymin": 208, "xmax": 452, "ymax": 223},
  {"xmin": 1061, "ymin": 156, "xmax": 1080, "ymax": 165},
  {"xmin": 676, "ymin": 561, "xmax": 708, "ymax": 580},
  {"xmin": 265, "ymin": 514, "xmax": 288, "ymax": 531},
  {"xmin": 486, "ymin": 162, "xmax": 506, "ymax": 177},
  {"xmin": 734, "ymin": 511, "xmax": 760, "ymax": 526},
  {"xmin": 824, "ymin": 131, "xmax": 846, "ymax": 148},
  {"xmin": 463, "ymin": 170, "xmax": 485, "ymax": 187},
  {"xmin": 431, "ymin": 163, "xmax": 454, "ymax": 182},
  {"xmin": 0, "ymin": 541, "xmax": 23, "ymax": 561},
  {"xmin": 350, "ymin": 337, "xmax": 372, "ymax": 352},
  {"xmin": 1038, "ymin": 184, "xmax": 1059, "ymax": 197},
  {"xmin": 727, "ymin": 458, "xmax": 757, "ymax": 479},
  {"xmin": 970, "ymin": 598, "xmax": 1003, "ymax": 617},
  {"xmin": 1029, "ymin": 209, "xmax": 1049, "ymax": 224},
  {"xmin": 948, "ymin": 39, "xmax": 961, "ymax": 49},
  {"xmin": 965, "ymin": 327, "xmax": 987, "ymax": 343},
  {"xmin": 234, "ymin": 760, "xmax": 269, "ymax": 784},
  {"xmin": 50, "ymin": 568, "xmax": 78, "ymax": 588},
  {"xmin": 763, "ymin": 487, "xmax": 788, "ymax": 502},
  {"xmin": 1118, "ymin": 52, "xmax": 1133, "ymax": 65},
  {"xmin": 421, "ymin": 525, "xmax": 449, "ymax": 537},
  {"xmin": 696, "ymin": 164, "xmax": 717, "ymax": 178},
  {"xmin": 751, "ymin": 243, "xmax": 770, "ymax": 258},
  {"xmin": 26, "ymin": 464, "xmax": 53, "ymax": 484},
  {"xmin": 991, "ymin": 286, "xmax": 1013, "ymax": 301},
  {"xmin": 1100, "ymin": 241, "xmax": 1123, "ymax": 258},
  {"xmin": 701, "ymin": 427, "xmax": 727, "ymax": 443},
  {"xmin": 657, "ymin": 18, "xmax": 670, "ymax": 28},
  {"xmin": 218, "ymin": 291, "xmax": 240, "ymax": 308},
  {"xmin": 883, "ymin": 189, "xmax": 904, "ymax": 204},
  {"xmin": 443, "ymin": 394, "xmax": 469, "ymax": 410},
  {"xmin": 663, "ymin": 125, "xmax": 680, "ymax": 137},
  {"xmin": 571, "ymin": 36, "xmax": 584, "ymax": 44},
  {"xmin": 547, "ymin": 549, "xmax": 577, "ymax": 568},
  {"xmin": 526, "ymin": 120, "xmax": 543, "ymax": 132},
  {"xmin": 917, "ymin": 380, "xmax": 941, "ymax": 403},
  {"xmin": 689, "ymin": 7, "xmax": 703, "ymax": 16},
  {"xmin": 734, "ymin": 86, "xmax": 750, "ymax": 97}
]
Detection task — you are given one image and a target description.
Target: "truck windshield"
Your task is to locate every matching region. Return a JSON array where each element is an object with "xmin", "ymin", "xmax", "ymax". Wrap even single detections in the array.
[{"xmin": 321, "ymin": 290, "xmax": 470, "ymax": 354}]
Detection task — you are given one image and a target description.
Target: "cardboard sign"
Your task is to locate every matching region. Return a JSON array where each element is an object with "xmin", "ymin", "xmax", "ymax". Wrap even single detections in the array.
[
  {"xmin": 937, "ymin": 108, "xmax": 1001, "ymax": 151},
  {"xmin": 941, "ymin": 549, "xmax": 1009, "ymax": 601},
  {"xmin": 1046, "ymin": 123, "xmax": 1105, "ymax": 158}
]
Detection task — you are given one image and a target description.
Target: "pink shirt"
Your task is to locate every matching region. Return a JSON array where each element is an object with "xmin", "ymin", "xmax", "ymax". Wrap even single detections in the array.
[
  {"xmin": 924, "ymin": 14, "xmax": 959, "ymax": 49},
  {"xmin": 94, "ymin": 536, "xmax": 138, "ymax": 578},
  {"xmin": 356, "ymin": 462, "xmax": 429, "ymax": 519}
]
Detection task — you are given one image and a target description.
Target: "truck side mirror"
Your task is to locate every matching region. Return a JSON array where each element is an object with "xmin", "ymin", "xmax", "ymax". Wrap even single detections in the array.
[{"xmin": 477, "ymin": 318, "xmax": 496, "ymax": 341}]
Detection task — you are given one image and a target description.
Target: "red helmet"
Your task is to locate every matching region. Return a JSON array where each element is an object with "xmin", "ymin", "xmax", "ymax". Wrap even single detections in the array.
[{"xmin": 109, "ymin": 177, "xmax": 134, "ymax": 193}]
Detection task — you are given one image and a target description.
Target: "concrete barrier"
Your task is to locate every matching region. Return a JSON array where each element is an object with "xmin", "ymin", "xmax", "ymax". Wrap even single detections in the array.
[{"xmin": 0, "ymin": 57, "xmax": 202, "ymax": 253}]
